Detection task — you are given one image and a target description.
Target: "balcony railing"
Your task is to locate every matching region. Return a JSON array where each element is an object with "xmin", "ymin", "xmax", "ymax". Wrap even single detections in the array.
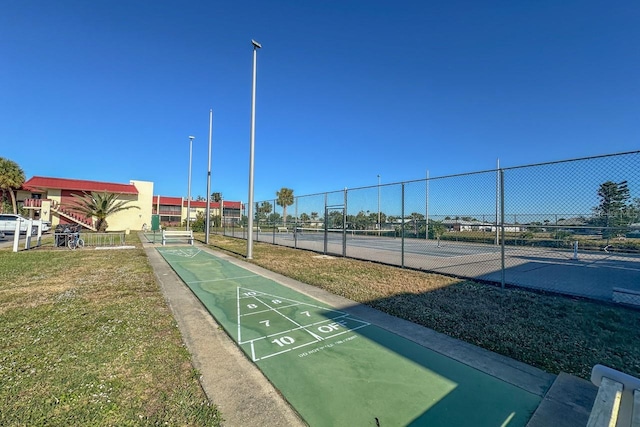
[{"xmin": 23, "ymin": 198, "xmax": 43, "ymax": 208}]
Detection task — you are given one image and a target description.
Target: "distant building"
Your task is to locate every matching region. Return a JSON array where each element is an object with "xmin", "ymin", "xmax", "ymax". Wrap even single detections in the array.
[
  {"xmin": 152, "ymin": 196, "xmax": 242, "ymax": 228},
  {"xmin": 18, "ymin": 176, "xmax": 242, "ymax": 231},
  {"xmin": 441, "ymin": 219, "xmax": 522, "ymax": 233}
]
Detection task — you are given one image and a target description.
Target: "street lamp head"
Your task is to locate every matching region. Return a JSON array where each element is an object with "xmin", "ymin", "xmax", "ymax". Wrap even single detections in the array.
[
  {"xmin": 251, "ymin": 39, "xmax": 262, "ymax": 49},
  {"xmin": 188, "ymin": 136, "xmax": 195, "ymax": 141}
]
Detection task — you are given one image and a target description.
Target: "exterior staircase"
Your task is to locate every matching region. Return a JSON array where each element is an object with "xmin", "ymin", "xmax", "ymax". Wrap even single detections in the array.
[{"xmin": 50, "ymin": 200, "xmax": 97, "ymax": 231}]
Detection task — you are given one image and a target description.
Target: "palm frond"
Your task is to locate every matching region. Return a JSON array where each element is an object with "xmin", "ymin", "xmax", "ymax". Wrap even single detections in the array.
[{"xmin": 68, "ymin": 191, "xmax": 140, "ymax": 231}]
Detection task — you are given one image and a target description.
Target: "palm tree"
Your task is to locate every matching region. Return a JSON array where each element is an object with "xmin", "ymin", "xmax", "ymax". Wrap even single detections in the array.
[
  {"xmin": 0, "ymin": 157, "xmax": 26, "ymax": 214},
  {"xmin": 69, "ymin": 192, "xmax": 140, "ymax": 232},
  {"xmin": 276, "ymin": 187, "xmax": 294, "ymax": 226}
]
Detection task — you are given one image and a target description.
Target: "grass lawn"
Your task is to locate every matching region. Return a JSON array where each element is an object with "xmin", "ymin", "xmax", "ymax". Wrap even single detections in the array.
[
  {"xmin": 2, "ymin": 230, "xmax": 637, "ymax": 425},
  {"xmin": 0, "ymin": 241, "xmax": 222, "ymax": 426},
  {"xmin": 204, "ymin": 233, "xmax": 640, "ymax": 380}
]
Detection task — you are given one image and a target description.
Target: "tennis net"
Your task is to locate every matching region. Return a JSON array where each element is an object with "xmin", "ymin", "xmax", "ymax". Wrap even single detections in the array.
[{"xmin": 294, "ymin": 227, "xmax": 397, "ymax": 239}]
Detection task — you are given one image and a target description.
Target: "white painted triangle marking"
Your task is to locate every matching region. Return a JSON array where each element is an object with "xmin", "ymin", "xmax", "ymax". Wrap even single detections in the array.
[{"xmin": 236, "ymin": 286, "xmax": 371, "ymax": 361}]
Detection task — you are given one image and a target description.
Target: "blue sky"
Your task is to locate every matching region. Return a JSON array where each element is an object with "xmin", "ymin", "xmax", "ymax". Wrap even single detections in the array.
[{"xmin": 2, "ymin": 1, "xmax": 639, "ymax": 205}]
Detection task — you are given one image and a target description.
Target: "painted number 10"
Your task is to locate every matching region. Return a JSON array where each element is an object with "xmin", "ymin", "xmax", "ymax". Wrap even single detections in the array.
[{"xmin": 272, "ymin": 336, "xmax": 295, "ymax": 347}]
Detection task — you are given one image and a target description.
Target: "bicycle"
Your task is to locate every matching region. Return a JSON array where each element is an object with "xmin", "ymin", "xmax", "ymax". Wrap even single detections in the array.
[{"xmin": 67, "ymin": 232, "xmax": 84, "ymax": 250}]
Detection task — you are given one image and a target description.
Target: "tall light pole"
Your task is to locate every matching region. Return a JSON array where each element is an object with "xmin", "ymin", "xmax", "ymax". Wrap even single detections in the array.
[
  {"xmin": 205, "ymin": 110, "xmax": 213, "ymax": 244},
  {"xmin": 187, "ymin": 135, "xmax": 195, "ymax": 231},
  {"xmin": 377, "ymin": 174, "xmax": 381, "ymax": 231},
  {"xmin": 247, "ymin": 39, "xmax": 261, "ymax": 259}
]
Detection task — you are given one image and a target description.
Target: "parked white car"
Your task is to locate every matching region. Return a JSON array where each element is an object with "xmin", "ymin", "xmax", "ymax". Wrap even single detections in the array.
[{"xmin": 0, "ymin": 214, "xmax": 46, "ymax": 234}]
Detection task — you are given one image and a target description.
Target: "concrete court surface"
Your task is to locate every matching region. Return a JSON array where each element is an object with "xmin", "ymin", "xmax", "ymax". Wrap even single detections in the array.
[
  {"xmin": 252, "ymin": 231, "xmax": 640, "ymax": 302},
  {"xmin": 144, "ymin": 240, "xmax": 598, "ymax": 427}
]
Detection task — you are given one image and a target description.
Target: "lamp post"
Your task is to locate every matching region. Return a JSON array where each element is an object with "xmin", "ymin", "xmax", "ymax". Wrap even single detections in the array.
[
  {"xmin": 377, "ymin": 174, "xmax": 381, "ymax": 231},
  {"xmin": 205, "ymin": 110, "xmax": 213, "ymax": 244},
  {"xmin": 247, "ymin": 39, "xmax": 261, "ymax": 259},
  {"xmin": 187, "ymin": 135, "xmax": 195, "ymax": 231}
]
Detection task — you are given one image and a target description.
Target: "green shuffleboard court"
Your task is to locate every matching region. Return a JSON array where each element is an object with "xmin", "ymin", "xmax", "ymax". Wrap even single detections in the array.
[{"xmin": 157, "ymin": 246, "xmax": 544, "ymax": 427}]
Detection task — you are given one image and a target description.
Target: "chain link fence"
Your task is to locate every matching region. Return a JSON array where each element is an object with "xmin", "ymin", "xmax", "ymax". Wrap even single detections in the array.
[{"xmin": 225, "ymin": 151, "xmax": 640, "ymax": 306}]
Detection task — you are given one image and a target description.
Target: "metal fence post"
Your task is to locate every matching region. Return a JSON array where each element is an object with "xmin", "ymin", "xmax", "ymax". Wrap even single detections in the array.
[
  {"xmin": 401, "ymin": 182, "xmax": 405, "ymax": 268},
  {"xmin": 425, "ymin": 170, "xmax": 429, "ymax": 240},
  {"xmin": 323, "ymin": 193, "xmax": 328, "ymax": 255},
  {"xmin": 500, "ymin": 169, "xmax": 505, "ymax": 290},
  {"xmin": 495, "ymin": 158, "xmax": 500, "ymax": 245},
  {"xmin": 343, "ymin": 188, "xmax": 348, "ymax": 256},
  {"xmin": 294, "ymin": 196, "xmax": 298, "ymax": 249},
  {"xmin": 273, "ymin": 198, "xmax": 277, "ymax": 244}
]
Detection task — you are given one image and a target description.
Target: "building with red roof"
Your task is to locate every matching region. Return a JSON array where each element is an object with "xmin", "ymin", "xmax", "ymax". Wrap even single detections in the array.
[
  {"xmin": 17, "ymin": 176, "xmax": 242, "ymax": 232},
  {"xmin": 22, "ymin": 176, "xmax": 139, "ymax": 195}
]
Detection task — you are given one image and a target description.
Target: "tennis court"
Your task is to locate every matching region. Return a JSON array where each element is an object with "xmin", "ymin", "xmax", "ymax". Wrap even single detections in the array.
[
  {"xmin": 266, "ymin": 228, "xmax": 501, "ymax": 258},
  {"xmin": 271, "ymin": 227, "xmax": 613, "ymax": 259},
  {"xmin": 252, "ymin": 229, "xmax": 640, "ymax": 302},
  {"xmin": 157, "ymin": 246, "xmax": 549, "ymax": 426}
]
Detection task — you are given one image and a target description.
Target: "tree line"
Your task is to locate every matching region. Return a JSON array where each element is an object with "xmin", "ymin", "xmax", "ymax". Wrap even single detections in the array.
[
  {"xmin": 250, "ymin": 181, "xmax": 639, "ymax": 240},
  {"xmin": 2, "ymin": 156, "xmax": 638, "ymax": 238}
]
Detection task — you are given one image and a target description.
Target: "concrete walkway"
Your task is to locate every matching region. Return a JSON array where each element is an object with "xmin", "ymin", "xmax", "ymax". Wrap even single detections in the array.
[
  {"xmin": 142, "ymin": 238, "xmax": 596, "ymax": 426},
  {"xmin": 144, "ymin": 243, "xmax": 305, "ymax": 426}
]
